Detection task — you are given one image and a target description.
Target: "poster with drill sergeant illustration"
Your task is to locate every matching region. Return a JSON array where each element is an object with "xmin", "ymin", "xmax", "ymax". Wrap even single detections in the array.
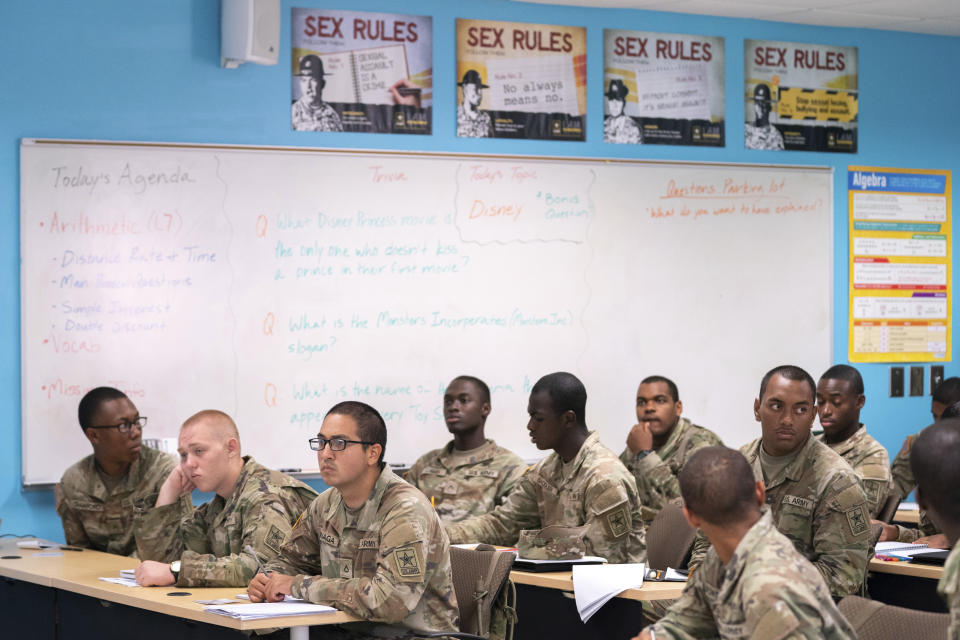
[
  {"xmin": 291, "ymin": 8, "xmax": 432, "ymax": 134},
  {"xmin": 456, "ymin": 19, "xmax": 586, "ymax": 140},
  {"xmin": 603, "ymin": 30, "xmax": 724, "ymax": 146},
  {"xmin": 744, "ymin": 40, "xmax": 857, "ymax": 152}
]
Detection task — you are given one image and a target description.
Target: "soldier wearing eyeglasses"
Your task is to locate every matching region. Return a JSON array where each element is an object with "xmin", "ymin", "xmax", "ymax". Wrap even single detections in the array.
[
  {"xmin": 132, "ymin": 410, "xmax": 317, "ymax": 587},
  {"xmin": 247, "ymin": 401, "xmax": 460, "ymax": 638},
  {"xmin": 55, "ymin": 386, "xmax": 177, "ymax": 556}
]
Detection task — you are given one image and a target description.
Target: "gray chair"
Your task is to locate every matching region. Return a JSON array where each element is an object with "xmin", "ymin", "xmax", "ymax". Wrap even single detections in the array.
[
  {"xmin": 421, "ymin": 544, "xmax": 517, "ymax": 640},
  {"xmin": 645, "ymin": 499, "xmax": 696, "ymax": 571},
  {"xmin": 838, "ymin": 595, "xmax": 950, "ymax": 639}
]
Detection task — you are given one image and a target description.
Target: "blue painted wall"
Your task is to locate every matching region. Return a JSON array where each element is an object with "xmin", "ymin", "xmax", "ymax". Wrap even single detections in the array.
[{"xmin": 1, "ymin": 0, "xmax": 956, "ymax": 540}]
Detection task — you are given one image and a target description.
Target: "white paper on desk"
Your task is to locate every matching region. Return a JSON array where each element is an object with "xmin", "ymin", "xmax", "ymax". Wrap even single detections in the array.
[
  {"xmin": 205, "ymin": 602, "xmax": 336, "ymax": 620},
  {"xmin": 572, "ymin": 563, "xmax": 645, "ymax": 623},
  {"xmin": 514, "ymin": 554, "xmax": 606, "ymax": 567},
  {"xmin": 899, "ymin": 502, "xmax": 919, "ymax": 511},
  {"xmin": 99, "ymin": 576, "xmax": 141, "ymax": 587},
  {"xmin": 876, "ymin": 541, "xmax": 929, "ymax": 555},
  {"xmin": 17, "ymin": 538, "xmax": 59, "ymax": 549}
]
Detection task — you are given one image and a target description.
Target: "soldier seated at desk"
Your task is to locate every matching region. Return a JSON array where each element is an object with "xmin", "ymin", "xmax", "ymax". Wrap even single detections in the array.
[
  {"xmin": 56, "ymin": 386, "xmax": 177, "ymax": 556},
  {"xmin": 248, "ymin": 401, "xmax": 459, "ymax": 639},
  {"xmin": 445, "ymin": 371, "xmax": 646, "ymax": 565},
  {"xmin": 910, "ymin": 417, "xmax": 960, "ymax": 636},
  {"xmin": 618, "ymin": 375, "xmax": 723, "ymax": 524},
  {"xmin": 635, "ymin": 446, "xmax": 856, "ymax": 640},
  {"xmin": 133, "ymin": 410, "xmax": 316, "ymax": 587},
  {"xmin": 687, "ymin": 365, "xmax": 873, "ymax": 600},
  {"xmin": 405, "ymin": 375, "xmax": 526, "ymax": 524}
]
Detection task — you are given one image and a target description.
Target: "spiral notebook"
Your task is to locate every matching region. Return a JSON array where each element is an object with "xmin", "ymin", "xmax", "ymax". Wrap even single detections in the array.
[{"xmin": 317, "ymin": 44, "xmax": 409, "ymax": 105}]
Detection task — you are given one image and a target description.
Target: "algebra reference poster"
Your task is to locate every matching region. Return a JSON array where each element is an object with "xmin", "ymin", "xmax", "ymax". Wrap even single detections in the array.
[
  {"xmin": 603, "ymin": 30, "xmax": 724, "ymax": 146},
  {"xmin": 291, "ymin": 8, "xmax": 432, "ymax": 134},
  {"xmin": 456, "ymin": 19, "xmax": 586, "ymax": 140},
  {"xmin": 744, "ymin": 40, "xmax": 857, "ymax": 152}
]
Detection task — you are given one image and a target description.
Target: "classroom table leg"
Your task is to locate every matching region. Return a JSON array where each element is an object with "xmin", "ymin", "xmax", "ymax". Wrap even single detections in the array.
[{"xmin": 290, "ymin": 625, "xmax": 309, "ymax": 640}]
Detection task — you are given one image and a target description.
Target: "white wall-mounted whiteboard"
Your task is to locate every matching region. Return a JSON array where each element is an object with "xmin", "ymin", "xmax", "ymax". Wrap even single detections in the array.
[{"xmin": 21, "ymin": 139, "xmax": 832, "ymax": 485}]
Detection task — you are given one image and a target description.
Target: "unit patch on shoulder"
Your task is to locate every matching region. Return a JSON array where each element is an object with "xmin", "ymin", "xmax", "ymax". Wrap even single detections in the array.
[
  {"xmin": 392, "ymin": 545, "xmax": 424, "ymax": 582},
  {"xmin": 604, "ymin": 506, "xmax": 631, "ymax": 538},
  {"xmin": 845, "ymin": 504, "xmax": 869, "ymax": 537},
  {"xmin": 264, "ymin": 524, "xmax": 286, "ymax": 554}
]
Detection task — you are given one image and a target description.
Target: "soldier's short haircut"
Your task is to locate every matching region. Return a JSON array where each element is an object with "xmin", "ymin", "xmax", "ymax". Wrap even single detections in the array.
[
  {"xmin": 182, "ymin": 410, "xmax": 241, "ymax": 446},
  {"xmin": 531, "ymin": 372, "xmax": 587, "ymax": 426},
  {"xmin": 941, "ymin": 400, "xmax": 960, "ymax": 420},
  {"xmin": 819, "ymin": 364, "xmax": 864, "ymax": 395},
  {"xmin": 640, "ymin": 375, "xmax": 679, "ymax": 402},
  {"xmin": 759, "ymin": 365, "xmax": 816, "ymax": 403},
  {"xmin": 77, "ymin": 386, "xmax": 129, "ymax": 431},
  {"xmin": 910, "ymin": 417, "xmax": 960, "ymax": 525},
  {"xmin": 933, "ymin": 377, "xmax": 960, "ymax": 405},
  {"xmin": 326, "ymin": 401, "xmax": 387, "ymax": 468},
  {"xmin": 450, "ymin": 375, "xmax": 491, "ymax": 405},
  {"xmin": 679, "ymin": 446, "xmax": 758, "ymax": 526}
]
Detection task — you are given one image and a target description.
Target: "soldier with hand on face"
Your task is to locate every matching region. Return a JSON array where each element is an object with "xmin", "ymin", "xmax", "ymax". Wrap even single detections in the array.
[{"xmin": 133, "ymin": 410, "xmax": 316, "ymax": 587}]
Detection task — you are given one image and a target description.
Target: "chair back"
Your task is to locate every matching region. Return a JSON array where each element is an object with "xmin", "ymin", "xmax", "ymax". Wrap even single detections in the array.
[
  {"xmin": 645, "ymin": 499, "xmax": 696, "ymax": 571},
  {"xmin": 877, "ymin": 492, "xmax": 901, "ymax": 523},
  {"xmin": 838, "ymin": 595, "xmax": 950, "ymax": 639},
  {"xmin": 449, "ymin": 545, "xmax": 516, "ymax": 638}
]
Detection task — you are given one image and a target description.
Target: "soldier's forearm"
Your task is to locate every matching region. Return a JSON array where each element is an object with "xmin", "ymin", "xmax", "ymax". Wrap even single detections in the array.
[{"xmin": 292, "ymin": 575, "xmax": 414, "ymax": 623}]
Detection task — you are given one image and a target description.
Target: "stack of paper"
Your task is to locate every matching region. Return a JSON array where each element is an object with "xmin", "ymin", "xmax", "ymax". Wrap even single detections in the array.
[
  {"xmin": 572, "ymin": 563, "xmax": 645, "ymax": 622},
  {"xmin": 875, "ymin": 541, "xmax": 929, "ymax": 558},
  {"xmin": 16, "ymin": 539, "xmax": 59, "ymax": 549},
  {"xmin": 204, "ymin": 601, "xmax": 337, "ymax": 620}
]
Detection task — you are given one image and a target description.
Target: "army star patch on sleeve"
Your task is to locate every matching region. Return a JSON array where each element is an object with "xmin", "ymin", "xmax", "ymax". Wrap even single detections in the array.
[
  {"xmin": 392, "ymin": 546, "xmax": 424, "ymax": 582},
  {"xmin": 264, "ymin": 524, "xmax": 286, "ymax": 553},
  {"xmin": 605, "ymin": 506, "xmax": 631, "ymax": 538},
  {"xmin": 845, "ymin": 504, "xmax": 869, "ymax": 537}
]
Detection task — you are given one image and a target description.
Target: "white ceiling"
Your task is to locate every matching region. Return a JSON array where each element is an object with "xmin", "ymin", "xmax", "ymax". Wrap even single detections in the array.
[{"xmin": 516, "ymin": 0, "xmax": 960, "ymax": 36}]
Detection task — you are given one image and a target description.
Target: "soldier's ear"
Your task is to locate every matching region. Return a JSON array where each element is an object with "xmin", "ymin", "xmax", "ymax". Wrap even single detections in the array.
[
  {"xmin": 84, "ymin": 427, "xmax": 100, "ymax": 446},
  {"xmin": 753, "ymin": 398, "xmax": 761, "ymax": 422},
  {"xmin": 480, "ymin": 402, "xmax": 491, "ymax": 419},
  {"xmin": 681, "ymin": 505, "xmax": 700, "ymax": 529}
]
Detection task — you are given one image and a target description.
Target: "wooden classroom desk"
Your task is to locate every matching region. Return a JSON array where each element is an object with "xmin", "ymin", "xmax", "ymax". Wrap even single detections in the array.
[
  {"xmin": 893, "ymin": 508, "xmax": 921, "ymax": 524},
  {"xmin": 0, "ymin": 540, "xmax": 359, "ymax": 639},
  {"xmin": 868, "ymin": 555, "xmax": 946, "ymax": 613},
  {"xmin": 510, "ymin": 569, "xmax": 686, "ymax": 601},
  {"xmin": 869, "ymin": 556, "xmax": 944, "ymax": 580}
]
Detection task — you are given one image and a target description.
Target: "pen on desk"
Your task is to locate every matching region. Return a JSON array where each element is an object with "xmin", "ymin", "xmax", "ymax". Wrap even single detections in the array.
[
  {"xmin": 59, "ymin": 546, "xmax": 82, "ymax": 552},
  {"xmin": 245, "ymin": 544, "xmax": 271, "ymax": 576},
  {"xmin": 278, "ymin": 468, "xmax": 301, "ymax": 473}
]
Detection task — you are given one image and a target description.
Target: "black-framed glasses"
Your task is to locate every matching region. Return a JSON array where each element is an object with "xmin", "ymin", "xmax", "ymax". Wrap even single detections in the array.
[
  {"xmin": 86, "ymin": 417, "xmax": 148, "ymax": 434},
  {"xmin": 308, "ymin": 436, "xmax": 375, "ymax": 452}
]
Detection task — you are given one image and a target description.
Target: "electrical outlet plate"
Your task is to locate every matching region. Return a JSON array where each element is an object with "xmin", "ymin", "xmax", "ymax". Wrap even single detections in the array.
[
  {"xmin": 910, "ymin": 366, "xmax": 924, "ymax": 397},
  {"xmin": 890, "ymin": 367, "xmax": 904, "ymax": 397},
  {"xmin": 931, "ymin": 365, "xmax": 945, "ymax": 394}
]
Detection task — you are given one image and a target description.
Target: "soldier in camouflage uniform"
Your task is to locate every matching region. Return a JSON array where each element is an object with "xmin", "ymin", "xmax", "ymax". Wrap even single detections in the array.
[
  {"xmin": 406, "ymin": 376, "xmax": 526, "ymax": 524},
  {"xmin": 292, "ymin": 54, "xmax": 344, "ymax": 132},
  {"xmin": 55, "ymin": 386, "xmax": 177, "ymax": 556},
  {"xmin": 688, "ymin": 366, "xmax": 873, "ymax": 600},
  {"xmin": 635, "ymin": 447, "xmax": 856, "ymax": 640},
  {"xmin": 249, "ymin": 401, "xmax": 459, "ymax": 638},
  {"xmin": 814, "ymin": 365, "xmax": 893, "ymax": 518},
  {"xmin": 908, "ymin": 418, "xmax": 960, "ymax": 639},
  {"xmin": 878, "ymin": 378, "xmax": 960, "ymax": 543},
  {"xmin": 457, "ymin": 70, "xmax": 493, "ymax": 138},
  {"xmin": 132, "ymin": 410, "xmax": 316, "ymax": 587},
  {"xmin": 446, "ymin": 372, "xmax": 646, "ymax": 564},
  {"xmin": 618, "ymin": 376, "xmax": 723, "ymax": 523}
]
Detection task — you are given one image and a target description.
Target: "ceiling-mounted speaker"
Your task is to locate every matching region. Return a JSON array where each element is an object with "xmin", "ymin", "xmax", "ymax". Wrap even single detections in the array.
[{"xmin": 221, "ymin": 0, "xmax": 280, "ymax": 68}]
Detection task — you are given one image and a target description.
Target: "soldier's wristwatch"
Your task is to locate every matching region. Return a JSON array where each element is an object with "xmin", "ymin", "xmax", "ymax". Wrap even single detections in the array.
[
  {"xmin": 635, "ymin": 449, "xmax": 653, "ymax": 460},
  {"xmin": 170, "ymin": 560, "xmax": 181, "ymax": 582}
]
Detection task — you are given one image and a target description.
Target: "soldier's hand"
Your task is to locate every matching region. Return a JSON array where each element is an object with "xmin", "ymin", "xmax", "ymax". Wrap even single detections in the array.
[
  {"xmin": 626, "ymin": 422, "xmax": 654, "ymax": 455},
  {"xmin": 157, "ymin": 466, "xmax": 196, "ymax": 507},
  {"xmin": 915, "ymin": 533, "xmax": 949, "ymax": 549},
  {"xmin": 872, "ymin": 520, "xmax": 899, "ymax": 542},
  {"xmin": 135, "ymin": 560, "xmax": 176, "ymax": 586},
  {"xmin": 630, "ymin": 631, "xmax": 652, "ymax": 640},
  {"xmin": 249, "ymin": 572, "xmax": 294, "ymax": 602}
]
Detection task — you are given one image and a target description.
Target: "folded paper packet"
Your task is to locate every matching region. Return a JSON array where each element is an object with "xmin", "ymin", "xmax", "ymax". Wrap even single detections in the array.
[{"xmin": 517, "ymin": 524, "xmax": 589, "ymax": 560}]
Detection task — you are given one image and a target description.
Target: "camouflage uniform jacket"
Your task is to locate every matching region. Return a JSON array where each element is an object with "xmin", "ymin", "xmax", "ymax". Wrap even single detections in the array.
[
  {"xmin": 889, "ymin": 431, "xmax": 940, "ymax": 542},
  {"xmin": 744, "ymin": 123, "xmax": 784, "ymax": 150},
  {"xmin": 405, "ymin": 439, "xmax": 526, "ymax": 524},
  {"xmin": 265, "ymin": 466, "xmax": 459, "ymax": 635},
  {"xmin": 690, "ymin": 436, "xmax": 872, "ymax": 599},
  {"xmin": 446, "ymin": 431, "xmax": 646, "ymax": 564},
  {"xmin": 291, "ymin": 99, "xmax": 344, "ymax": 132},
  {"xmin": 619, "ymin": 417, "xmax": 724, "ymax": 522},
  {"xmin": 815, "ymin": 425, "xmax": 893, "ymax": 518},
  {"xmin": 603, "ymin": 114, "xmax": 642, "ymax": 144},
  {"xmin": 55, "ymin": 446, "xmax": 177, "ymax": 556},
  {"xmin": 938, "ymin": 542, "xmax": 960, "ymax": 640},
  {"xmin": 651, "ymin": 511, "xmax": 857, "ymax": 639},
  {"xmin": 134, "ymin": 456, "xmax": 317, "ymax": 587},
  {"xmin": 457, "ymin": 105, "xmax": 492, "ymax": 138}
]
